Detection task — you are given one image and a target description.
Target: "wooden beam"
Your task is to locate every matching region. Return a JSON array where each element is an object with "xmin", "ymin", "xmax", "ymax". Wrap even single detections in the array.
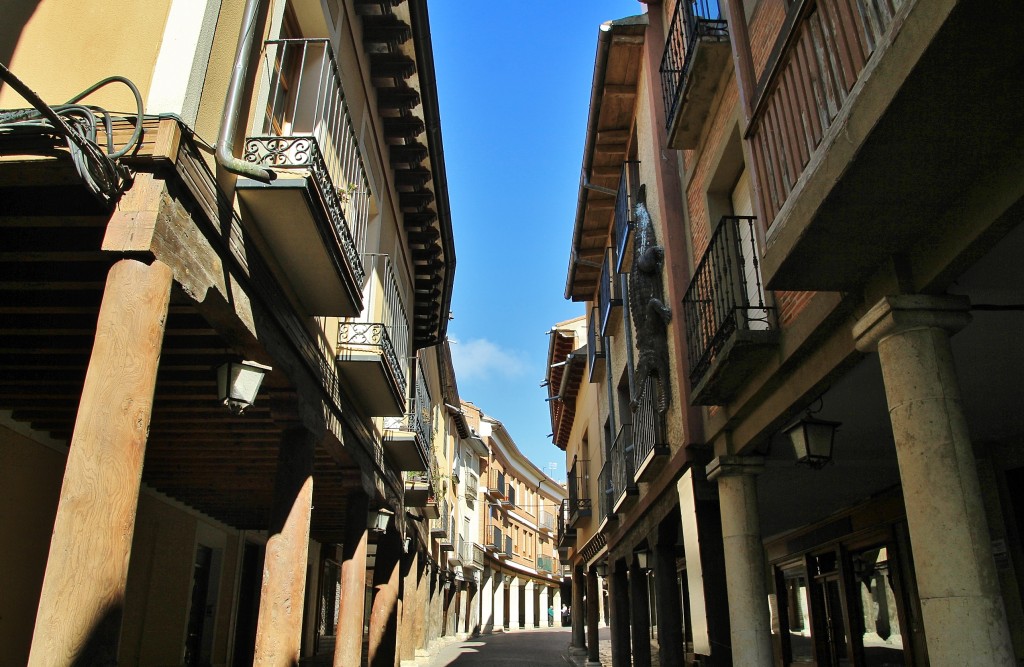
[
  {"xmin": 27, "ymin": 259, "xmax": 173, "ymax": 666},
  {"xmin": 603, "ymin": 84, "xmax": 637, "ymax": 98}
]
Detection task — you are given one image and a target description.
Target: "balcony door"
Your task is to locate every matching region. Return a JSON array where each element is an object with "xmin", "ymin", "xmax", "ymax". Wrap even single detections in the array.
[{"xmin": 730, "ymin": 168, "xmax": 769, "ymax": 331}]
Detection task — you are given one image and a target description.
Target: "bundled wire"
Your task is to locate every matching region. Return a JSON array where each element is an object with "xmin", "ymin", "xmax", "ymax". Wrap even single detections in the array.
[{"xmin": 0, "ymin": 63, "xmax": 144, "ymax": 207}]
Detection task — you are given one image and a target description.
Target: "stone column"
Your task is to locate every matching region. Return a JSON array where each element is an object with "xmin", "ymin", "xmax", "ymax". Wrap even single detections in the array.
[
  {"xmin": 28, "ymin": 259, "xmax": 172, "ymax": 667},
  {"xmin": 524, "ymin": 579, "xmax": 536, "ymax": 628},
  {"xmin": 629, "ymin": 558, "xmax": 652, "ymax": 667},
  {"xmin": 598, "ymin": 575, "xmax": 608, "ymax": 626},
  {"xmin": 539, "ymin": 585, "xmax": 550, "ymax": 627},
  {"xmin": 609, "ymin": 560, "xmax": 631, "ymax": 667},
  {"xmin": 254, "ymin": 427, "xmax": 317, "ymax": 666},
  {"xmin": 508, "ymin": 576, "xmax": 520, "ymax": 630},
  {"xmin": 654, "ymin": 519, "xmax": 685, "ymax": 667},
  {"xmin": 492, "ymin": 573, "xmax": 505, "ymax": 630},
  {"xmin": 481, "ymin": 568, "xmax": 494, "ymax": 633},
  {"xmin": 853, "ymin": 294, "xmax": 1014, "ymax": 664},
  {"xmin": 398, "ymin": 547, "xmax": 418, "ymax": 664},
  {"xmin": 367, "ymin": 526, "xmax": 402, "ymax": 667},
  {"xmin": 334, "ymin": 492, "xmax": 369, "ymax": 666},
  {"xmin": 707, "ymin": 455, "xmax": 772, "ymax": 666},
  {"xmin": 571, "ymin": 565, "xmax": 587, "ymax": 654},
  {"xmin": 586, "ymin": 567, "xmax": 601, "ymax": 666},
  {"xmin": 458, "ymin": 582, "xmax": 470, "ymax": 637},
  {"xmin": 551, "ymin": 588, "xmax": 561, "ymax": 627}
]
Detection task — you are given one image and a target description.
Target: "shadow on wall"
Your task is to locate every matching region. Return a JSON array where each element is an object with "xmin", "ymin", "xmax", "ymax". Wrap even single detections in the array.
[{"xmin": 0, "ymin": 2, "xmax": 42, "ymax": 76}]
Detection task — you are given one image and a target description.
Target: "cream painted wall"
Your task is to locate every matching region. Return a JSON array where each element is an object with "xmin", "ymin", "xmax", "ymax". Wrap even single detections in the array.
[
  {"xmin": 0, "ymin": 0, "xmax": 173, "ymax": 110},
  {"xmin": 0, "ymin": 425, "xmax": 64, "ymax": 667}
]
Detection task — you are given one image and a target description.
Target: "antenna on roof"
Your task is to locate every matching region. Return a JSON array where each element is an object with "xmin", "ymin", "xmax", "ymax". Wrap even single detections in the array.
[{"xmin": 546, "ymin": 462, "xmax": 558, "ymax": 478}]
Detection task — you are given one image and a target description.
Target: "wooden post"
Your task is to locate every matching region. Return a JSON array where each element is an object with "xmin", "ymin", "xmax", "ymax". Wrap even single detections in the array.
[
  {"xmin": 399, "ymin": 546, "xmax": 418, "ymax": 663},
  {"xmin": 654, "ymin": 519, "xmax": 685, "ymax": 667},
  {"xmin": 609, "ymin": 560, "xmax": 632, "ymax": 667},
  {"xmin": 334, "ymin": 491, "xmax": 370, "ymax": 667},
  {"xmin": 253, "ymin": 427, "xmax": 316, "ymax": 666},
  {"xmin": 586, "ymin": 567, "xmax": 601, "ymax": 665},
  {"xmin": 571, "ymin": 565, "xmax": 587, "ymax": 653},
  {"xmin": 629, "ymin": 558, "xmax": 652, "ymax": 667},
  {"xmin": 27, "ymin": 259, "xmax": 172, "ymax": 667},
  {"xmin": 367, "ymin": 525, "xmax": 402, "ymax": 667}
]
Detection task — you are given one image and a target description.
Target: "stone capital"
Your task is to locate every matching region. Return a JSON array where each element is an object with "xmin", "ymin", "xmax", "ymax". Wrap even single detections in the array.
[
  {"xmin": 853, "ymin": 294, "xmax": 971, "ymax": 352},
  {"xmin": 705, "ymin": 455, "xmax": 765, "ymax": 481}
]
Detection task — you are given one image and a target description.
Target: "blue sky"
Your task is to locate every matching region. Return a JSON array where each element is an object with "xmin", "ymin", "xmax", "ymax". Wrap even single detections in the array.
[{"xmin": 429, "ymin": 1, "xmax": 641, "ymax": 480}]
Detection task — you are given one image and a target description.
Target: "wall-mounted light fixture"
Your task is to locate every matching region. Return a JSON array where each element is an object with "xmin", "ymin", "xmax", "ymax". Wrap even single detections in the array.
[
  {"xmin": 594, "ymin": 561, "xmax": 608, "ymax": 578},
  {"xmin": 367, "ymin": 508, "xmax": 393, "ymax": 534},
  {"xmin": 634, "ymin": 550, "xmax": 651, "ymax": 572},
  {"xmin": 216, "ymin": 360, "xmax": 271, "ymax": 415}
]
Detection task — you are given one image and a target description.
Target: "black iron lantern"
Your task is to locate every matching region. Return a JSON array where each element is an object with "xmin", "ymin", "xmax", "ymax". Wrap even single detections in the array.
[
  {"xmin": 216, "ymin": 360, "xmax": 271, "ymax": 415},
  {"xmin": 784, "ymin": 414, "xmax": 840, "ymax": 469}
]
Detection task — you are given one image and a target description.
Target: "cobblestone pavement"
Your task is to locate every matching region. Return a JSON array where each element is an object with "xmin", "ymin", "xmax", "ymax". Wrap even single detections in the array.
[{"xmin": 424, "ymin": 626, "xmax": 574, "ymax": 667}]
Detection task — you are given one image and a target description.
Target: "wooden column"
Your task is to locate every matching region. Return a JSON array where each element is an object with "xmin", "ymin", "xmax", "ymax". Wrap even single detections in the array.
[
  {"xmin": 629, "ymin": 558, "xmax": 652, "ymax": 667},
  {"xmin": 28, "ymin": 259, "xmax": 172, "ymax": 667},
  {"xmin": 254, "ymin": 427, "xmax": 316, "ymax": 666},
  {"xmin": 654, "ymin": 519, "xmax": 685, "ymax": 667},
  {"xmin": 399, "ymin": 546, "xmax": 417, "ymax": 663},
  {"xmin": 571, "ymin": 565, "xmax": 587, "ymax": 653},
  {"xmin": 586, "ymin": 567, "xmax": 601, "ymax": 665},
  {"xmin": 414, "ymin": 556, "xmax": 429, "ymax": 651},
  {"xmin": 334, "ymin": 491, "xmax": 370, "ymax": 667},
  {"xmin": 367, "ymin": 525, "xmax": 402, "ymax": 667},
  {"xmin": 609, "ymin": 560, "xmax": 632, "ymax": 667}
]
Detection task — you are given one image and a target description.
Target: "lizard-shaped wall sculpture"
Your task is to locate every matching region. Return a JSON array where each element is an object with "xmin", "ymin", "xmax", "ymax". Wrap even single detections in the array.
[{"xmin": 629, "ymin": 185, "xmax": 672, "ymax": 414}]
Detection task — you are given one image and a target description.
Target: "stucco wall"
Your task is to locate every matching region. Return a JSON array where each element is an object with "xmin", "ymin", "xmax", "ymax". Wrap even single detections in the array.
[
  {"xmin": 0, "ymin": 0, "xmax": 172, "ymax": 110},
  {"xmin": 0, "ymin": 425, "xmax": 64, "ymax": 667}
]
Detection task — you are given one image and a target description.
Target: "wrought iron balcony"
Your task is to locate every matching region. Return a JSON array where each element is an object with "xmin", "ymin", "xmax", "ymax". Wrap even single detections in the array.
[
  {"xmin": 632, "ymin": 376, "xmax": 670, "ymax": 483},
  {"xmin": 682, "ymin": 215, "xmax": 777, "ymax": 405},
  {"xmin": 429, "ymin": 499, "xmax": 450, "ymax": 538},
  {"xmin": 567, "ymin": 458, "xmax": 592, "ymax": 524},
  {"xmin": 597, "ymin": 460, "xmax": 617, "ymax": 529},
  {"xmin": 237, "ymin": 38, "xmax": 370, "ymax": 316},
  {"xmin": 465, "ymin": 470, "xmax": 479, "ymax": 501},
  {"xmin": 587, "ymin": 307, "xmax": 606, "ymax": 384},
  {"xmin": 556, "ymin": 498, "xmax": 576, "ymax": 550},
  {"xmin": 660, "ymin": 0, "xmax": 731, "ymax": 149},
  {"xmin": 610, "ymin": 424, "xmax": 639, "ymax": 513},
  {"xmin": 336, "ymin": 254, "xmax": 409, "ymax": 417},
  {"xmin": 537, "ymin": 554, "xmax": 555, "ymax": 575},
  {"xmin": 614, "ymin": 161, "xmax": 641, "ymax": 274},
  {"xmin": 489, "ymin": 524, "xmax": 503, "ymax": 553},
  {"xmin": 383, "ymin": 358, "xmax": 432, "ymax": 471},
  {"xmin": 487, "ymin": 470, "xmax": 506, "ymax": 500},
  {"xmin": 466, "ymin": 542, "xmax": 485, "ymax": 571},
  {"xmin": 504, "ymin": 535, "xmax": 513, "ymax": 559},
  {"xmin": 539, "ymin": 510, "xmax": 556, "ymax": 535},
  {"xmin": 598, "ymin": 248, "xmax": 623, "ymax": 337},
  {"xmin": 404, "ymin": 468, "xmax": 434, "ymax": 508}
]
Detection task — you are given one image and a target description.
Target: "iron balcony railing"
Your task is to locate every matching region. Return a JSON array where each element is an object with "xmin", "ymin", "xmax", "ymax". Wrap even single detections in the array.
[
  {"xmin": 245, "ymin": 38, "xmax": 369, "ymax": 285},
  {"xmin": 598, "ymin": 248, "xmax": 623, "ymax": 337},
  {"xmin": 504, "ymin": 536, "xmax": 513, "ymax": 559},
  {"xmin": 491, "ymin": 525, "xmax": 503, "ymax": 552},
  {"xmin": 614, "ymin": 161, "xmax": 641, "ymax": 273},
  {"xmin": 488, "ymin": 470, "xmax": 507, "ymax": 499},
  {"xmin": 659, "ymin": 0, "xmax": 729, "ymax": 129},
  {"xmin": 383, "ymin": 357, "xmax": 432, "ymax": 466},
  {"xmin": 337, "ymin": 253, "xmax": 410, "ymax": 397},
  {"xmin": 471, "ymin": 543, "xmax": 486, "ymax": 569},
  {"xmin": 539, "ymin": 510, "xmax": 556, "ymax": 534},
  {"xmin": 598, "ymin": 460, "xmax": 615, "ymax": 524},
  {"xmin": 682, "ymin": 215, "xmax": 775, "ymax": 386},
  {"xmin": 610, "ymin": 424, "xmax": 638, "ymax": 506},
  {"xmin": 430, "ymin": 499, "xmax": 450, "ymax": 537},
  {"xmin": 632, "ymin": 375, "xmax": 668, "ymax": 474},
  {"xmin": 556, "ymin": 498, "xmax": 575, "ymax": 547},
  {"xmin": 587, "ymin": 307, "xmax": 605, "ymax": 383},
  {"xmin": 567, "ymin": 459, "xmax": 592, "ymax": 522},
  {"xmin": 465, "ymin": 470, "xmax": 479, "ymax": 500},
  {"xmin": 537, "ymin": 554, "xmax": 555, "ymax": 574}
]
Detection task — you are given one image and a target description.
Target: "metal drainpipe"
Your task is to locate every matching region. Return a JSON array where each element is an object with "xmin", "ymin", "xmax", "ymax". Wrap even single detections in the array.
[{"xmin": 215, "ymin": 0, "xmax": 274, "ymax": 182}]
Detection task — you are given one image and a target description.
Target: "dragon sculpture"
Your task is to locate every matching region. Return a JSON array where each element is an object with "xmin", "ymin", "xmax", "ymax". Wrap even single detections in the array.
[{"xmin": 629, "ymin": 185, "xmax": 672, "ymax": 414}]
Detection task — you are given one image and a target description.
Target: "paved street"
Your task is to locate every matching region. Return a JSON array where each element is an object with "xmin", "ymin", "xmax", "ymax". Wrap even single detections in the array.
[{"xmin": 424, "ymin": 627, "xmax": 576, "ymax": 667}]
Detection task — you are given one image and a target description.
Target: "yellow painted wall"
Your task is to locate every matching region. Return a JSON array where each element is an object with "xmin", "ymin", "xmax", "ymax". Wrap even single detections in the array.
[
  {"xmin": 0, "ymin": 0, "xmax": 173, "ymax": 110},
  {"xmin": 0, "ymin": 426, "xmax": 64, "ymax": 667}
]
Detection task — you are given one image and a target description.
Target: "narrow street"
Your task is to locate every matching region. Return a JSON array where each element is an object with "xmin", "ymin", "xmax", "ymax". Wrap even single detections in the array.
[{"xmin": 424, "ymin": 627, "xmax": 576, "ymax": 667}]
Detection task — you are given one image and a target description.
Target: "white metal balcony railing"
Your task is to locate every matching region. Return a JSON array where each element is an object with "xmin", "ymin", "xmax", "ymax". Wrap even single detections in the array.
[
  {"xmin": 465, "ymin": 470, "xmax": 479, "ymax": 501},
  {"xmin": 338, "ymin": 253, "xmax": 410, "ymax": 397},
  {"xmin": 539, "ymin": 510, "xmax": 555, "ymax": 534},
  {"xmin": 245, "ymin": 38, "xmax": 370, "ymax": 285},
  {"xmin": 384, "ymin": 357, "xmax": 432, "ymax": 465}
]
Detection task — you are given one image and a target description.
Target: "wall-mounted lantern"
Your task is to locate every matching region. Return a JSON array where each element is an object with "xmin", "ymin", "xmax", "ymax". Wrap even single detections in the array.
[{"xmin": 216, "ymin": 360, "xmax": 271, "ymax": 415}]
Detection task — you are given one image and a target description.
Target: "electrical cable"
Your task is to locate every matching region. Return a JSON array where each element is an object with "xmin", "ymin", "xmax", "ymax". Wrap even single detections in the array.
[{"xmin": 0, "ymin": 64, "xmax": 144, "ymax": 207}]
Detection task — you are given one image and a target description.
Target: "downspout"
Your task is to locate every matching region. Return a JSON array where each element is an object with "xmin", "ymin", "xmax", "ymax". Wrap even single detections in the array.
[{"xmin": 216, "ymin": 0, "xmax": 275, "ymax": 182}]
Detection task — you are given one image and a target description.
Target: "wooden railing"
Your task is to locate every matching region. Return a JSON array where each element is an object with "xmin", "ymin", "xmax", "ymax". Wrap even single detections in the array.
[{"xmin": 749, "ymin": 0, "xmax": 904, "ymax": 228}]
